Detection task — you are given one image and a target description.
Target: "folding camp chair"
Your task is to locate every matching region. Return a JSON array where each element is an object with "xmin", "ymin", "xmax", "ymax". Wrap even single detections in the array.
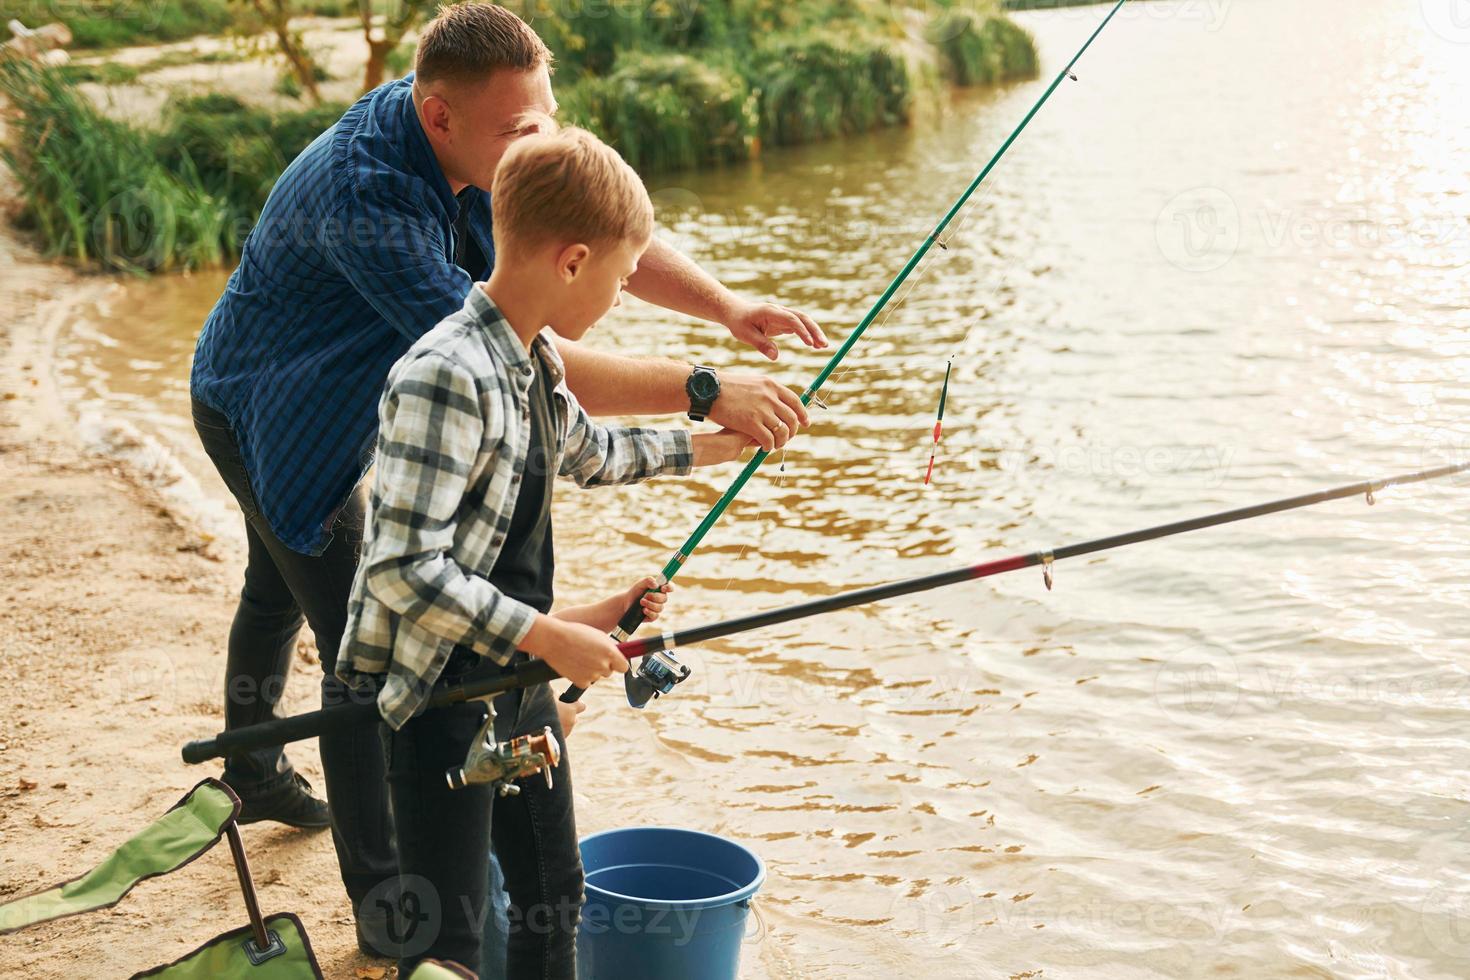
[{"xmin": 0, "ymin": 778, "xmax": 322, "ymax": 978}]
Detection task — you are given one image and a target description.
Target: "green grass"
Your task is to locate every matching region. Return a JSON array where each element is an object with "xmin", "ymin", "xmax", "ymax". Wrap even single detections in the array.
[
  {"xmin": 0, "ymin": 0, "xmax": 234, "ymax": 50},
  {"xmin": 927, "ymin": 8, "xmax": 1039, "ymax": 86},
  {"xmin": 1003, "ymin": 0, "xmax": 1113, "ymax": 8},
  {"xmin": 746, "ymin": 34, "xmax": 912, "ymax": 147},
  {"xmin": 531, "ymin": 1, "xmax": 1025, "ymax": 167},
  {"xmin": 0, "ymin": 62, "xmax": 230, "ymax": 271},
  {"xmin": 0, "ymin": 63, "xmax": 342, "ymax": 272},
  {"xmin": 152, "ymin": 92, "xmax": 343, "ymax": 217},
  {"xmin": 560, "ymin": 54, "xmax": 755, "ymax": 173},
  {"xmin": 56, "ymin": 46, "xmax": 245, "ymax": 86},
  {"xmin": 556, "ymin": 34, "xmax": 914, "ymax": 173}
]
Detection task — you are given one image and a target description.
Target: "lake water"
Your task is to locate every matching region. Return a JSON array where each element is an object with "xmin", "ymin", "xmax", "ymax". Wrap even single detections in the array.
[{"xmin": 56, "ymin": 1, "xmax": 1470, "ymax": 976}]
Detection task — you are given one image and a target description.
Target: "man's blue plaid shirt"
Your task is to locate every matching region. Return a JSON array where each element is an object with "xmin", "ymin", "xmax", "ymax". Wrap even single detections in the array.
[{"xmin": 190, "ymin": 75, "xmax": 495, "ymax": 555}]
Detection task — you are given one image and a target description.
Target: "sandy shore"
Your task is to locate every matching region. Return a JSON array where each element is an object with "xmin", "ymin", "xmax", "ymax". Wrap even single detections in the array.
[{"xmin": 0, "ymin": 229, "xmax": 378, "ymax": 974}]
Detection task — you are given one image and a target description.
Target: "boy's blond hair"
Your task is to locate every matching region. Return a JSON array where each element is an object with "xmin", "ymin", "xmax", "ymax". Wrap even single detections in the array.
[{"xmin": 491, "ymin": 120, "xmax": 654, "ymax": 255}]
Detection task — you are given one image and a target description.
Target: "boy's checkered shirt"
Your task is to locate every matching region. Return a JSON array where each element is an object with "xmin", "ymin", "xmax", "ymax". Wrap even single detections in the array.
[{"xmin": 335, "ymin": 286, "xmax": 693, "ymax": 729}]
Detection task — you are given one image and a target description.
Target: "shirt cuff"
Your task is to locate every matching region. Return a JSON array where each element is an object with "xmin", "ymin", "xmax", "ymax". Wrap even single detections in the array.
[
  {"xmin": 468, "ymin": 591, "xmax": 539, "ymax": 663},
  {"xmin": 661, "ymin": 429, "xmax": 694, "ymax": 476}
]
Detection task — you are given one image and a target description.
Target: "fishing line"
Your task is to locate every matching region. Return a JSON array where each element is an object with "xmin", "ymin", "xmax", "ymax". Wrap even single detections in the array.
[{"xmin": 570, "ymin": 0, "xmax": 1135, "ymax": 704}]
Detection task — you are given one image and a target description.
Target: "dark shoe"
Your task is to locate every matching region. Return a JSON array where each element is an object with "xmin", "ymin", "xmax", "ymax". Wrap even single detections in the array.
[
  {"xmin": 356, "ymin": 910, "xmax": 401, "ymax": 960},
  {"xmin": 235, "ymin": 773, "xmax": 331, "ymax": 829}
]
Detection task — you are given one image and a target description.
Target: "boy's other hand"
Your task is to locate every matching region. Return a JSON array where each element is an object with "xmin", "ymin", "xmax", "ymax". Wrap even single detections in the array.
[
  {"xmin": 556, "ymin": 697, "xmax": 586, "ymax": 738},
  {"xmin": 692, "ymin": 428, "xmax": 757, "ymax": 467},
  {"xmin": 527, "ymin": 618, "xmax": 629, "ymax": 689},
  {"xmin": 707, "ymin": 375, "xmax": 808, "ymax": 453},
  {"xmin": 623, "ymin": 576, "xmax": 673, "ymax": 623},
  {"xmin": 722, "ymin": 300, "xmax": 828, "ymax": 361}
]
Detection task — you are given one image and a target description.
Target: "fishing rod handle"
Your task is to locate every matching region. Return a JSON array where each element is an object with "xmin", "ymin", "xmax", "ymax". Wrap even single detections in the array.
[
  {"xmin": 558, "ymin": 601, "xmax": 649, "ymax": 703},
  {"xmin": 183, "ymin": 657, "xmax": 563, "ymax": 764},
  {"xmin": 181, "ymin": 698, "xmax": 380, "ymax": 765}
]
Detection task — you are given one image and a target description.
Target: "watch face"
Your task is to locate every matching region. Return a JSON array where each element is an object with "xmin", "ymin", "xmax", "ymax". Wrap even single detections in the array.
[{"xmin": 690, "ymin": 371, "xmax": 720, "ymax": 401}]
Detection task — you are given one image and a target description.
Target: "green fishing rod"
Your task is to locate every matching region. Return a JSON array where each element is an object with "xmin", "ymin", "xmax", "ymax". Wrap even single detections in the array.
[{"xmin": 564, "ymin": 0, "xmax": 1133, "ymax": 706}]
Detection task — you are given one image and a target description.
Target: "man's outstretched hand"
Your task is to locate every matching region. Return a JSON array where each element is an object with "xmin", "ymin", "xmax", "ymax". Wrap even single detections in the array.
[{"xmin": 722, "ymin": 299, "xmax": 828, "ymax": 362}]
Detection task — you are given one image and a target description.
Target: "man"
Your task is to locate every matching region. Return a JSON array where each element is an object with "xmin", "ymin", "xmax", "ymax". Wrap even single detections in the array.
[{"xmin": 188, "ymin": 0, "xmax": 826, "ymax": 951}]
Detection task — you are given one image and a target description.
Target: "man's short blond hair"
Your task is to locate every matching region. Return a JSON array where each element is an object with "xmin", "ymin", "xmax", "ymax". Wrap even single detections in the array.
[
  {"xmin": 492, "ymin": 122, "xmax": 654, "ymax": 255},
  {"xmin": 415, "ymin": 2, "xmax": 550, "ymax": 86}
]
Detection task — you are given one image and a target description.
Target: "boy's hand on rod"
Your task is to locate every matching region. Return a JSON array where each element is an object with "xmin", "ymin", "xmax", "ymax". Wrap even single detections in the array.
[
  {"xmin": 693, "ymin": 428, "xmax": 760, "ymax": 467},
  {"xmin": 523, "ymin": 616, "xmax": 629, "ymax": 689}
]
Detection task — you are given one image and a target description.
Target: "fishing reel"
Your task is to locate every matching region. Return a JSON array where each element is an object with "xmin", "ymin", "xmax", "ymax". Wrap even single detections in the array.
[
  {"xmin": 625, "ymin": 649, "xmax": 692, "ymax": 709},
  {"xmin": 446, "ymin": 702, "xmax": 561, "ymax": 796}
]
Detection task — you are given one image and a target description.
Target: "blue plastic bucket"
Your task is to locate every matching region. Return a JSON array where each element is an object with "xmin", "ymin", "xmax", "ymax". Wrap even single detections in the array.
[{"xmin": 576, "ymin": 827, "xmax": 765, "ymax": 980}]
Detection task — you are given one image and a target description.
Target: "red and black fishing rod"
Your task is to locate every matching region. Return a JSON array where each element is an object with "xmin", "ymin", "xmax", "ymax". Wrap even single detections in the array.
[
  {"xmin": 621, "ymin": 459, "xmax": 1470, "ymax": 659},
  {"xmin": 180, "ymin": 459, "xmax": 1468, "ymax": 766}
]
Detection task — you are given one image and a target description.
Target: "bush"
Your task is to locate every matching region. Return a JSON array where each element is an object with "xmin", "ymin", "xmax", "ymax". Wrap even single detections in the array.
[
  {"xmin": 559, "ymin": 54, "xmax": 755, "ymax": 174},
  {"xmin": 0, "ymin": 63, "xmax": 231, "ymax": 272},
  {"xmin": 927, "ymin": 8, "xmax": 1039, "ymax": 85},
  {"xmin": 0, "ymin": 0, "xmax": 234, "ymax": 49},
  {"xmin": 746, "ymin": 34, "xmax": 911, "ymax": 147},
  {"xmin": 0, "ymin": 65, "xmax": 344, "ymax": 272},
  {"xmin": 506, "ymin": 0, "xmax": 736, "ymax": 78},
  {"xmin": 153, "ymin": 93, "xmax": 343, "ymax": 219}
]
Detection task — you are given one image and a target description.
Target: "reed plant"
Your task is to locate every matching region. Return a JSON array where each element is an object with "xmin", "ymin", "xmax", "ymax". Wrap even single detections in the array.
[
  {"xmin": 153, "ymin": 93, "xmax": 342, "ymax": 218},
  {"xmin": 746, "ymin": 35, "xmax": 912, "ymax": 147},
  {"xmin": 0, "ymin": 0, "xmax": 234, "ymax": 49},
  {"xmin": 0, "ymin": 63, "xmax": 230, "ymax": 272},
  {"xmin": 559, "ymin": 54, "xmax": 755, "ymax": 173},
  {"xmin": 927, "ymin": 7, "xmax": 1040, "ymax": 85},
  {"xmin": 0, "ymin": 65, "xmax": 340, "ymax": 272}
]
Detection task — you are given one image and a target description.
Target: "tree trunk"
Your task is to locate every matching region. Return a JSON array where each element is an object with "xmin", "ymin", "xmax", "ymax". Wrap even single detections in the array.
[
  {"xmin": 363, "ymin": 37, "xmax": 392, "ymax": 93},
  {"xmin": 252, "ymin": 0, "xmax": 322, "ymax": 104}
]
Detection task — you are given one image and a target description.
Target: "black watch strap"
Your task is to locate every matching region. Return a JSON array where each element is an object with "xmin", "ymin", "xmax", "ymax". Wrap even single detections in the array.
[{"xmin": 686, "ymin": 365, "xmax": 719, "ymax": 422}]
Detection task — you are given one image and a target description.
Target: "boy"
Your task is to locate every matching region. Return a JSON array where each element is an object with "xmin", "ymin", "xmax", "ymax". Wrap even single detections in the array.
[{"xmin": 334, "ymin": 120, "xmax": 750, "ymax": 977}]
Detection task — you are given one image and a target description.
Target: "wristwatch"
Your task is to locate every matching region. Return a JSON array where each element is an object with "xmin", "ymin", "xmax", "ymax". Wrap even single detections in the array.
[{"xmin": 685, "ymin": 365, "xmax": 720, "ymax": 422}]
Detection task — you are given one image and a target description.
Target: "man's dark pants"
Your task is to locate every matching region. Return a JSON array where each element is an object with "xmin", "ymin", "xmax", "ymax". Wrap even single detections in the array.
[{"xmin": 191, "ymin": 397, "xmax": 396, "ymax": 907}]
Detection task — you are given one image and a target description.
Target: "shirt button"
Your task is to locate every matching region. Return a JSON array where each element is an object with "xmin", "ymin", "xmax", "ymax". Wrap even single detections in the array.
[{"xmin": 492, "ymin": 535, "xmax": 504, "ymax": 548}]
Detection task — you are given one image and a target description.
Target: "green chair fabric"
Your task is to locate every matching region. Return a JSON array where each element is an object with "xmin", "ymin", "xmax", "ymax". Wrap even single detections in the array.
[
  {"xmin": 408, "ymin": 960, "xmax": 477, "ymax": 979},
  {"xmin": 0, "ymin": 780, "xmax": 239, "ymax": 934},
  {"xmin": 128, "ymin": 913, "xmax": 322, "ymax": 979}
]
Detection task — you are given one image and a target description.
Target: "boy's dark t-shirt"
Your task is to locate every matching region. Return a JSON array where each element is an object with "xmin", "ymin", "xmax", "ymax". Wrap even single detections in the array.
[
  {"xmin": 487, "ymin": 356, "xmax": 557, "ymax": 615},
  {"xmin": 446, "ymin": 200, "xmax": 552, "ymax": 676}
]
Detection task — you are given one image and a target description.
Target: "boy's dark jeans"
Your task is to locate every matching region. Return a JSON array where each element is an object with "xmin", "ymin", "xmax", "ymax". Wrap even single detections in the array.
[
  {"xmin": 190, "ymin": 397, "xmax": 396, "ymax": 908},
  {"xmin": 385, "ymin": 666, "xmax": 583, "ymax": 979}
]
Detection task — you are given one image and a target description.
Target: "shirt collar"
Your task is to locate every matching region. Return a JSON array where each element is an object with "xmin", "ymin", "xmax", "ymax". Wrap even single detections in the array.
[
  {"xmin": 396, "ymin": 74, "xmax": 460, "ymax": 219},
  {"xmin": 462, "ymin": 286, "xmax": 566, "ymax": 389}
]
